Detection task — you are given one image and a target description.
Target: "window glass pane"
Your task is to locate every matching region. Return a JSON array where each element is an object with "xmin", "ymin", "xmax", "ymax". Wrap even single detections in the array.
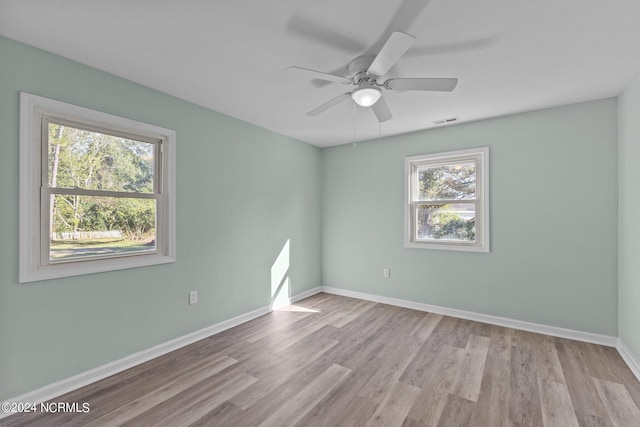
[
  {"xmin": 416, "ymin": 203, "xmax": 476, "ymax": 241},
  {"xmin": 48, "ymin": 122, "xmax": 155, "ymax": 193},
  {"xmin": 417, "ymin": 161, "xmax": 476, "ymax": 201},
  {"xmin": 50, "ymin": 195, "xmax": 156, "ymax": 260}
]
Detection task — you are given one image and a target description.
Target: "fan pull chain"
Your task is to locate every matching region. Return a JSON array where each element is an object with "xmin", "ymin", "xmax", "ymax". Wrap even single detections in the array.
[{"xmin": 352, "ymin": 101, "xmax": 357, "ymax": 147}]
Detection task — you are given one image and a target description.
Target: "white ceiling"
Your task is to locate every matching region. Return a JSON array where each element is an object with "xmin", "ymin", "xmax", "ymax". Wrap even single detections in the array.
[{"xmin": 1, "ymin": 0, "xmax": 639, "ymax": 147}]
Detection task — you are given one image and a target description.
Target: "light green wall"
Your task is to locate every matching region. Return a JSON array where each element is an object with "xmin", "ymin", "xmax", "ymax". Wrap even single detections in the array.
[
  {"xmin": 0, "ymin": 34, "xmax": 627, "ymax": 401},
  {"xmin": 0, "ymin": 36, "xmax": 322, "ymax": 399},
  {"xmin": 619, "ymin": 73, "xmax": 640, "ymax": 362},
  {"xmin": 322, "ymin": 99, "xmax": 619, "ymax": 335}
]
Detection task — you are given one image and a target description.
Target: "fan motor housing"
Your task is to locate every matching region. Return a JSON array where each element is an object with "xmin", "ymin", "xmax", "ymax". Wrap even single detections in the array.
[{"xmin": 348, "ymin": 56, "xmax": 376, "ymax": 83}]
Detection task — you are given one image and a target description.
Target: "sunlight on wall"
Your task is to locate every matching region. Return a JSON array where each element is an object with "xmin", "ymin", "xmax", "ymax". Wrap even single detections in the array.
[{"xmin": 271, "ymin": 239, "xmax": 290, "ymax": 309}]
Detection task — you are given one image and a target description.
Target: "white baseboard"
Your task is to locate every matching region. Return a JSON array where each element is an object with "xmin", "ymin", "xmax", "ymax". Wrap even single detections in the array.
[
  {"xmin": 1, "ymin": 304, "xmax": 270, "ymax": 419},
  {"xmin": 1, "ymin": 287, "xmax": 324, "ymax": 419},
  {"xmin": 617, "ymin": 339, "xmax": 640, "ymax": 382},
  {"xmin": 290, "ymin": 286, "xmax": 323, "ymax": 303},
  {"xmin": 321, "ymin": 286, "xmax": 618, "ymax": 347},
  {"xmin": 271, "ymin": 286, "xmax": 323, "ymax": 310}
]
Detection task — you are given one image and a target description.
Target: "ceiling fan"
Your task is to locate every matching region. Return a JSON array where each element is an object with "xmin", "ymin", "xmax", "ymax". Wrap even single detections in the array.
[{"xmin": 289, "ymin": 31, "xmax": 458, "ymax": 123}]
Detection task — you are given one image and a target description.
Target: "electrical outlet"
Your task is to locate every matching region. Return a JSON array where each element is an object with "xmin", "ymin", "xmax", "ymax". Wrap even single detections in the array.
[
  {"xmin": 383, "ymin": 268, "xmax": 390, "ymax": 278},
  {"xmin": 189, "ymin": 290, "xmax": 198, "ymax": 305}
]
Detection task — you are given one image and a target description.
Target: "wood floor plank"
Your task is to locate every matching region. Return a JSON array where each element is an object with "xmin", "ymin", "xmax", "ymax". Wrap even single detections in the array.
[
  {"xmin": 592, "ymin": 377, "xmax": 640, "ymax": 427},
  {"xmin": 512, "ymin": 329, "xmax": 542, "ymax": 349},
  {"xmin": 293, "ymin": 357, "xmax": 385, "ymax": 427},
  {"xmin": 358, "ymin": 318, "xmax": 431, "ymax": 403},
  {"xmin": 450, "ymin": 334, "xmax": 490, "ymax": 402},
  {"xmin": 261, "ymin": 320, "xmax": 330, "ymax": 352},
  {"xmin": 533, "ymin": 339, "xmax": 566, "ymax": 384},
  {"xmin": 581, "ymin": 343, "xmax": 621, "ymax": 383},
  {"xmin": 266, "ymin": 299, "xmax": 376, "ymax": 354},
  {"xmin": 435, "ymin": 394, "xmax": 476, "ymax": 427},
  {"xmin": 328, "ymin": 299, "xmax": 377, "ymax": 328},
  {"xmin": 188, "ymin": 401, "xmax": 245, "ymax": 427},
  {"xmin": 230, "ymin": 336, "xmax": 338, "ymax": 409},
  {"xmin": 555, "ymin": 340, "xmax": 611, "ymax": 420},
  {"xmin": 257, "ymin": 363, "xmax": 351, "ymax": 427},
  {"xmin": 575, "ymin": 412, "xmax": 608, "ymax": 427},
  {"xmin": 399, "ymin": 315, "xmax": 456, "ymax": 388},
  {"xmin": 468, "ymin": 319, "xmax": 493, "ymax": 338},
  {"xmin": 405, "ymin": 345, "xmax": 465, "ymax": 425},
  {"xmin": 537, "ymin": 378, "xmax": 580, "ymax": 427},
  {"xmin": 408, "ymin": 312, "xmax": 443, "ymax": 341},
  {"xmin": 228, "ymin": 352, "xmax": 344, "ymax": 426},
  {"xmin": 509, "ymin": 345, "xmax": 544, "ymax": 426},
  {"xmin": 364, "ymin": 380, "xmax": 420, "ymax": 427},
  {"xmin": 334, "ymin": 305, "xmax": 410, "ymax": 369},
  {"xmin": 9, "ymin": 350, "xmax": 238, "ymax": 427},
  {"xmin": 445, "ymin": 318, "xmax": 474, "ymax": 348},
  {"xmin": 240, "ymin": 310, "xmax": 314, "ymax": 343},
  {"xmin": 3, "ymin": 293, "xmax": 640, "ymax": 427},
  {"xmin": 471, "ymin": 353, "xmax": 511, "ymax": 427},
  {"xmin": 490, "ymin": 324, "xmax": 513, "ymax": 360},
  {"xmin": 328, "ymin": 396, "xmax": 379, "ymax": 427},
  {"xmin": 596, "ymin": 345, "xmax": 640, "ymax": 409},
  {"xmin": 468, "ymin": 325, "xmax": 512, "ymax": 427},
  {"xmin": 121, "ymin": 372, "xmax": 257, "ymax": 427},
  {"xmin": 84, "ymin": 354, "xmax": 238, "ymax": 426},
  {"xmin": 401, "ymin": 417, "xmax": 429, "ymax": 427}
]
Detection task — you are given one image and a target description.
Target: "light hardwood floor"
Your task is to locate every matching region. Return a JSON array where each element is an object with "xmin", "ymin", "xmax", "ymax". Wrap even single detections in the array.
[{"xmin": 3, "ymin": 293, "xmax": 640, "ymax": 426}]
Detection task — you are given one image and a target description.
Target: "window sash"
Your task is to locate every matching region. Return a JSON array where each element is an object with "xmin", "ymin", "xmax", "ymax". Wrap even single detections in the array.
[
  {"xmin": 42, "ymin": 116, "xmax": 163, "ymax": 195},
  {"xmin": 40, "ymin": 191, "xmax": 165, "ymax": 266},
  {"xmin": 414, "ymin": 160, "xmax": 477, "ymax": 202},
  {"xmin": 411, "ymin": 200, "xmax": 478, "ymax": 244}
]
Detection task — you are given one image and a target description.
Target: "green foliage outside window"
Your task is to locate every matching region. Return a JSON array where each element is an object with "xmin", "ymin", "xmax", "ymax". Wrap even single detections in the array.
[
  {"xmin": 48, "ymin": 123, "xmax": 156, "ymax": 242},
  {"xmin": 417, "ymin": 161, "xmax": 476, "ymax": 241}
]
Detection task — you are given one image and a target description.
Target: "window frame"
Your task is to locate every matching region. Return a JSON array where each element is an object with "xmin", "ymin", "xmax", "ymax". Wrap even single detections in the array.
[
  {"xmin": 19, "ymin": 92, "xmax": 176, "ymax": 283},
  {"xmin": 404, "ymin": 147, "xmax": 490, "ymax": 252}
]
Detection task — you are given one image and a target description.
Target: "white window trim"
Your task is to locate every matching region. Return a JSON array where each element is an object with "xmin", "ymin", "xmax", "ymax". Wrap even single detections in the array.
[
  {"xmin": 404, "ymin": 147, "xmax": 490, "ymax": 253},
  {"xmin": 19, "ymin": 92, "xmax": 176, "ymax": 283}
]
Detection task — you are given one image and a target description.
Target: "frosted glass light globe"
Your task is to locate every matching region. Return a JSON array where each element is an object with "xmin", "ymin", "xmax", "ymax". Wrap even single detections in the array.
[{"xmin": 351, "ymin": 87, "xmax": 382, "ymax": 107}]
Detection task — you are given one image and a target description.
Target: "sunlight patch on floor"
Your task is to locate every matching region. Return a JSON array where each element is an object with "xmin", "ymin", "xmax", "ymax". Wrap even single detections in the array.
[{"xmin": 274, "ymin": 304, "xmax": 320, "ymax": 313}]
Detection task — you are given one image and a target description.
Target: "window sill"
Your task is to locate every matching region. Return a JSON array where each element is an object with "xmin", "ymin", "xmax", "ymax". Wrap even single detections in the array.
[
  {"xmin": 404, "ymin": 241, "xmax": 490, "ymax": 253},
  {"xmin": 20, "ymin": 252, "xmax": 175, "ymax": 283}
]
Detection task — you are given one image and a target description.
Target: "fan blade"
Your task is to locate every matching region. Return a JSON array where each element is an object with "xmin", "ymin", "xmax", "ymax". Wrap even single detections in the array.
[
  {"xmin": 383, "ymin": 0, "xmax": 431, "ymax": 42},
  {"xmin": 385, "ymin": 78, "xmax": 458, "ymax": 92},
  {"xmin": 306, "ymin": 93, "xmax": 352, "ymax": 117},
  {"xmin": 371, "ymin": 97, "xmax": 393, "ymax": 122},
  {"xmin": 286, "ymin": 16, "xmax": 366, "ymax": 55},
  {"xmin": 311, "ymin": 66, "xmax": 349, "ymax": 88},
  {"xmin": 288, "ymin": 66, "xmax": 352, "ymax": 85},
  {"xmin": 367, "ymin": 32, "xmax": 415, "ymax": 76},
  {"xmin": 405, "ymin": 37, "xmax": 495, "ymax": 57},
  {"xmin": 370, "ymin": 0, "xmax": 431, "ymax": 54}
]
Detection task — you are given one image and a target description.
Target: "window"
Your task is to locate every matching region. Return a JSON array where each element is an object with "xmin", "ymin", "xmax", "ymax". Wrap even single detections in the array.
[
  {"xmin": 19, "ymin": 93, "xmax": 175, "ymax": 282},
  {"xmin": 405, "ymin": 147, "xmax": 489, "ymax": 252}
]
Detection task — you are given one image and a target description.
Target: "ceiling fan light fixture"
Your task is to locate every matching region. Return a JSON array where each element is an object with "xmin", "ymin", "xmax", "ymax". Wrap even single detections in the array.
[{"xmin": 351, "ymin": 87, "xmax": 382, "ymax": 107}]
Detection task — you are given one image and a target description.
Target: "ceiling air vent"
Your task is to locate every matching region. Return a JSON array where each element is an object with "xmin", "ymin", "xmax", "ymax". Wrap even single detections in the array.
[{"xmin": 433, "ymin": 117, "xmax": 459, "ymax": 125}]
